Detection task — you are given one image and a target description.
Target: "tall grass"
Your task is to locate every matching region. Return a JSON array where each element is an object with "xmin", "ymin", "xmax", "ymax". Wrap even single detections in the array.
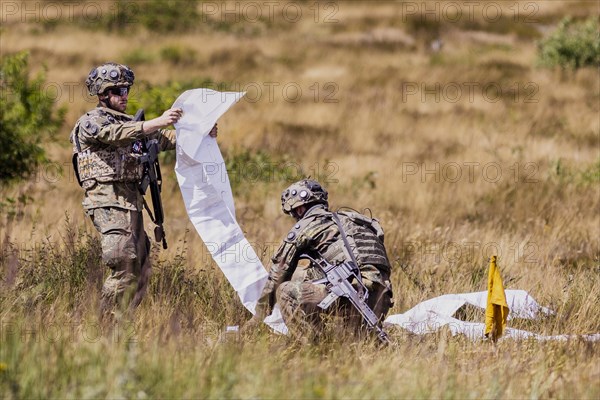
[{"xmin": 1, "ymin": 1, "xmax": 599, "ymax": 398}]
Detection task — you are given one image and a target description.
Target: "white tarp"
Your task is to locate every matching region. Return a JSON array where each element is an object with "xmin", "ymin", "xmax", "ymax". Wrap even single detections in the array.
[
  {"xmin": 384, "ymin": 290, "xmax": 600, "ymax": 341},
  {"xmin": 173, "ymin": 88, "xmax": 287, "ymax": 334}
]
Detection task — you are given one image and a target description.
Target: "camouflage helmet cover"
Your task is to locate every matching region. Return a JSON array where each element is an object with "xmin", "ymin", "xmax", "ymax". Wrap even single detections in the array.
[
  {"xmin": 281, "ymin": 179, "xmax": 328, "ymax": 214},
  {"xmin": 85, "ymin": 62, "xmax": 134, "ymax": 96}
]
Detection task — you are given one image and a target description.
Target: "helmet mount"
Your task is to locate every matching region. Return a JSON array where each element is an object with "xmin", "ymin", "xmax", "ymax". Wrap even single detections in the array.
[
  {"xmin": 281, "ymin": 179, "xmax": 328, "ymax": 215},
  {"xmin": 86, "ymin": 62, "xmax": 134, "ymax": 97}
]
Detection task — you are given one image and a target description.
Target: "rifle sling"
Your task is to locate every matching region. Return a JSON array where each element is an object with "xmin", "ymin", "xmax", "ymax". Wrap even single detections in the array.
[
  {"xmin": 71, "ymin": 123, "xmax": 84, "ymax": 187},
  {"xmin": 142, "ymin": 197, "xmax": 157, "ymax": 224}
]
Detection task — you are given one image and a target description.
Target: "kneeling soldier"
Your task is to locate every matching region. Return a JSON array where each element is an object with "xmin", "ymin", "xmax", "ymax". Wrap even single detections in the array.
[{"xmin": 245, "ymin": 179, "xmax": 394, "ymax": 341}]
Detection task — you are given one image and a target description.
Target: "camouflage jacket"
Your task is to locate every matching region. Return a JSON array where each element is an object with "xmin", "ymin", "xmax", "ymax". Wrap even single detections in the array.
[
  {"xmin": 70, "ymin": 106, "xmax": 176, "ymax": 211},
  {"xmin": 255, "ymin": 204, "xmax": 392, "ymax": 318}
]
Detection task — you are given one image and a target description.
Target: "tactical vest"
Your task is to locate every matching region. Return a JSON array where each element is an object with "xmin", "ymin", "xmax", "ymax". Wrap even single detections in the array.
[
  {"xmin": 71, "ymin": 110, "xmax": 143, "ymax": 188},
  {"xmin": 320, "ymin": 210, "xmax": 390, "ymax": 269},
  {"xmin": 286, "ymin": 207, "xmax": 390, "ymax": 271}
]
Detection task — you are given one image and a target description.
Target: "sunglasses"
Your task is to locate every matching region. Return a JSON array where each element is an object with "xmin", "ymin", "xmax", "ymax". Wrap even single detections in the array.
[{"xmin": 107, "ymin": 87, "xmax": 129, "ymax": 96}]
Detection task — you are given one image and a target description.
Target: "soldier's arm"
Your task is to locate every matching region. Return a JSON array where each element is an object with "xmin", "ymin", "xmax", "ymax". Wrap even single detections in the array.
[
  {"xmin": 78, "ymin": 116, "xmax": 145, "ymax": 146},
  {"xmin": 90, "ymin": 108, "xmax": 182, "ymax": 147},
  {"xmin": 254, "ymin": 241, "xmax": 298, "ymax": 319}
]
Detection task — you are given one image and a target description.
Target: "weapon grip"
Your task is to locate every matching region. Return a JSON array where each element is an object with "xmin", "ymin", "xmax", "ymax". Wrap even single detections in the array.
[{"xmin": 318, "ymin": 292, "xmax": 339, "ymax": 309}]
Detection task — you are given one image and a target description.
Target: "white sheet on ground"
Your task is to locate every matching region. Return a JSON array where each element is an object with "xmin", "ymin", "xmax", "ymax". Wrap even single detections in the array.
[
  {"xmin": 173, "ymin": 88, "xmax": 287, "ymax": 334},
  {"xmin": 384, "ymin": 290, "xmax": 600, "ymax": 341}
]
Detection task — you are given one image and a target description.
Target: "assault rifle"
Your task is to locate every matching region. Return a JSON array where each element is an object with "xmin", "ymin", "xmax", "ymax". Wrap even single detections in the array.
[
  {"xmin": 303, "ymin": 254, "xmax": 391, "ymax": 345},
  {"xmin": 133, "ymin": 109, "xmax": 167, "ymax": 249}
]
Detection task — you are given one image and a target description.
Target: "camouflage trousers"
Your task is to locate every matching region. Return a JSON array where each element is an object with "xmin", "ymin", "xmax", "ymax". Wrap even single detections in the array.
[
  {"xmin": 89, "ymin": 207, "xmax": 151, "ymax": 314},
  {"xmin": 277, "ymin": 265, "xmax": 393, "ymax": 341}
]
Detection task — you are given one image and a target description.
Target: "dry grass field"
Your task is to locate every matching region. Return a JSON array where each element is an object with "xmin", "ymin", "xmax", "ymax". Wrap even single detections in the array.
[{"xmin": 1, "ymin": 1, "xmax": 599, "ymax": 398}]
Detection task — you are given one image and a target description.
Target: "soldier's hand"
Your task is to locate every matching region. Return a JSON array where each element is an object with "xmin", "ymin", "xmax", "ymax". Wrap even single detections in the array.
[
  {"xmin": 142, "ymin": 108, "xmax": 183, "ymax": 133},
  {"xmin": 159, "ymin": 108, "xmax": 183, "ymax": 126},
  {"xmin": 209, "ymin": 123, "xmax": 218, "ymax": 138}
]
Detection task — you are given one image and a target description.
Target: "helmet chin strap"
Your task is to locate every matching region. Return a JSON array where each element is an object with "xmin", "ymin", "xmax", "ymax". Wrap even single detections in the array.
[
  {"xmin": 98, "ymin": 95, "xmax": 108, "ymax": 107},
  {"xmin": 291, "ymin": 205, "xmax": 307, "ymax": 220},
  {"xmin": 291, "ymin": 203, "xmax": 328, "ymax": 220}
]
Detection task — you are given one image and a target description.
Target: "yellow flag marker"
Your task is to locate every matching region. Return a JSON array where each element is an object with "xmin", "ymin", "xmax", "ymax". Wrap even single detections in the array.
[{"xmin": 485, "ymin": 255, "xmax": 509, "ymax": 342}]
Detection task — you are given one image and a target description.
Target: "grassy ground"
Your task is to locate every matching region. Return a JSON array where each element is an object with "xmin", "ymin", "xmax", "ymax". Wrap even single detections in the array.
[{"xmin": 1, "ymin": 1, "xmax": 599, "ymax": 398}]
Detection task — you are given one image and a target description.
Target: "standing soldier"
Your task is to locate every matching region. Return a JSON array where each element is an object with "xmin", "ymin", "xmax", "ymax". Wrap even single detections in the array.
[
  {"xmin": 244, "ymin": 179, "xmax": 394, "ymax": 341},
  {"xmin": 70, "ymin": 62, "xmax": 215, "ymax": 314}
]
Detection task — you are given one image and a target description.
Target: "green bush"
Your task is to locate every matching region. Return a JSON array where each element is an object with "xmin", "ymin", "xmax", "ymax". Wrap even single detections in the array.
[
  {"xmin": 106, "ymin": 0, "xmax": 200, "ymax": 34},
  {"xmin": 122, "ymin": 48, "xmax": 155, "ymax": 66},
  {"xmin": 0, "ymin": 51, "xmax": 64, "ymax": 185},
  {"xmin": 538, "ymin": 17, "xmax": 600, "ymax": 69},
  {"xmin": 160, "ymin": 45, "xmax": 197, "ymax": 66}
]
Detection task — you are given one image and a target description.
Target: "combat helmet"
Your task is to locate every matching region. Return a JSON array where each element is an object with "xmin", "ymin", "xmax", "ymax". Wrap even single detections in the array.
[
  {"xmin": 85, "ymin": 62, "xmax": 134, "ymax": 96},
  {"xmin": 281, "ymin": 179, "xmax": 328, "ymax": 214}
]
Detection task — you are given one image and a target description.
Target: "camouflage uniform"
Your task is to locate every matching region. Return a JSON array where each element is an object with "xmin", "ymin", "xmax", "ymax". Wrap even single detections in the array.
[
  {"xmin": 71, "ymin": 63, "xmax": 176, "ymax": 313},
  {"xmin": 255, "ymin": 201, "xmax": 394, "ymax": 340}
]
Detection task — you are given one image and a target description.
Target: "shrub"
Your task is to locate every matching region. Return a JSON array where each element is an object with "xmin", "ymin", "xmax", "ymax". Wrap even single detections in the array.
[
  {"xmin": 538, "ymin": 17, "xmax": 600, "ymax": 69},
  {"xmin": 160, "ymin": 45, "xmax": 197, "ymax": 66},
  {"xmin": 0, "ymin": 51, "xmax": 64, "ymax": 185},
  {"xmin": 122, "ymin": 48, "xmax": 155, "ymax": 66},
  {"xmin": 106, "ymin": 0, "xmax": 200, "ymax": 34}
]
